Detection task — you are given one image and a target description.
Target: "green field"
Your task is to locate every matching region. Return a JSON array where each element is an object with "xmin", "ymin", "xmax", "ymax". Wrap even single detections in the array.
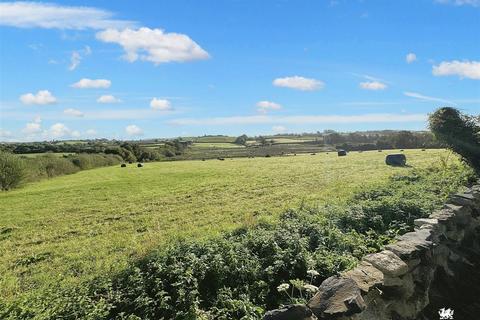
[
  {"xmin": 191, "ymin": 142, "xmax": 245, "ymax": 149},
  {"xmin": 0, "ymin": 149, "xmax": 448, "ymax": 301}
]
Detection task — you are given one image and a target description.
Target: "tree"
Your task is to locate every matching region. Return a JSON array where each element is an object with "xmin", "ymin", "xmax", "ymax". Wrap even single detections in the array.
[
  {"xmin": 234, "ymin": 134, "xmax": 248, "ymax": 145},
  {"xmin": 429, "ymin": 107, "xmax": 480, "ymax": 174},
  {"xmin": 0, "ymin": 151, "xmax": 26, "ymax": 191}
]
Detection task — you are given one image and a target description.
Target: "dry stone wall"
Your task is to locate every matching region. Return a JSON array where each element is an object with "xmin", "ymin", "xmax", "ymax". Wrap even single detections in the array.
[{"xmin": 264, "ymin": 183, "xmax": 480, "ymax": 320}]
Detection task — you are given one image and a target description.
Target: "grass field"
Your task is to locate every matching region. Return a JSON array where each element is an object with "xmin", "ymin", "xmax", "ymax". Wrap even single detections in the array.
[{"xmin": 0, "ymin": 149, "xmax": 449, "ymax": 302}]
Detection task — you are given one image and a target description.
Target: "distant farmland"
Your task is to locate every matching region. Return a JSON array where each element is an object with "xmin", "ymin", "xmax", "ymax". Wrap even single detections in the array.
[{"xmin": 0, "ymin": 149, "xmax": 448, "ymax": 302}]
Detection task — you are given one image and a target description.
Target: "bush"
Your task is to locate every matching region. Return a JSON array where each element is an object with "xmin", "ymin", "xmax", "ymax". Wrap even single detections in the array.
[
  {"xmin": 0, "ymin": 151, "xmax": 26, "ymax": 190},
  {"xmin": 429, "ymin": 107, "xmax": 480, "ymax": 174}
]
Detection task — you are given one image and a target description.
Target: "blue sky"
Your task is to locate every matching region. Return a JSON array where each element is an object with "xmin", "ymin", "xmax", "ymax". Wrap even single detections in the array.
[{"xmin": 0, "ymin": 0, "xmax": 479, "ymax": 141}]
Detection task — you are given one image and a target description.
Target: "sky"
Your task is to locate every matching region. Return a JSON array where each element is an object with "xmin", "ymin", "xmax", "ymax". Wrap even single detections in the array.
[{"xmin": 0, "ymin": 0, "xmax": 479, "ymax": 141}]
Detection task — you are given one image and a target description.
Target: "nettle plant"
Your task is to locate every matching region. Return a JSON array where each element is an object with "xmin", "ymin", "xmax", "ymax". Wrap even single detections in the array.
[{"xmin": 276, "ymin": 270, "xmax": 320, "ymax": 303}]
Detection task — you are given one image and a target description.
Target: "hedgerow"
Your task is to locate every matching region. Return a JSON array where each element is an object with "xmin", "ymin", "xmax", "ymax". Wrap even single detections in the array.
[{"xmin": 0, "ymin": 161, "xmax": 475, "ymax": 319}]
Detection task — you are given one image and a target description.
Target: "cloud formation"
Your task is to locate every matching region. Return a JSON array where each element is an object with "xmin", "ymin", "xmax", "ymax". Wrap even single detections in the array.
[
  {"xmin": 256, "ymin": 100, "xmax": 282, "ymax": 113},
  {"xmin": 96, "ymin": 27, "xmax": 209, "ymax": 65},
  {"xmin": 22, "ymin": 118, "xmax": 42, "ymax": 134},
  {"xmin": 272, "ymin": 125, "xmax": 287, "ymax": 133},
  {"xmin": 125, "ymin": 124, "xmax": 143, "ymax": 136},
  {"xmin": 169, "ymin": 113, "xmax": 426, "ymax": 126},
  {"xmin": 406, "ymin": 53, "xmax": 417, "ymax": 63},
  {"xmin": 0, "ymin": 2, "xmax": 135, "ymax": 29},
  {"xmin": 432, "ymin": 60, "xmax": 480, "ymax": 79},
  {"xmin": 150, "ymin": 98, "xmax": 172, "ymax": 111},
  {"xmin": 64, "ymin": 108, "xmax": 84, "ymax": 117},
  {"xmin": 71, "ymin": 78, "xmax": 111, "ymax": 89},
  {"xmin": 20, "ymin": 90, "xmax": 57, "ymax": 105},
  {"xmin": 359, "ymin": 81, "xmax": 387, "ymax": 90},
  {"xmin": 69, "ymin": 46, "xmax": 91, "ymax": 71},
  {"xmin": 97, "ymin": 95, "xmax": 121, "ymax": 103},
  {"xmin": 273, "ymin": 76, "xmax": 324, "ymax": 91},
  {"xmin": 403, "ymin": 91, "xmax": 455, "ymax": 104}
]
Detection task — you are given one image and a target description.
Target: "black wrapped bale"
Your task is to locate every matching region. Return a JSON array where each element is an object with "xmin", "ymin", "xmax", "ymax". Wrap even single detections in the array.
[
  {"xmin": 386, "ymin": 154, "xmax": 406, "ymax": 166},
  {"xmin": 337, "ymin": 150, "xmax": 347, "ymax": 157},
  {"xmin": 137, "ymin": 163, "xmax": 143, "ymax": 167},
  {"xmin": 121, "ymin": 163, "xmax": 127, "ymax": 167}
]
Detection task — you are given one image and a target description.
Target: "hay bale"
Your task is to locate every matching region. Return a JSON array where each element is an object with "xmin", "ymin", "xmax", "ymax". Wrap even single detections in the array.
[
  {"xmin": 337, "ymin": 150, "xmax": 347, "ymax": 157},
  {"xmin": 137, "ymin": 163, "xmax": 143, "ymax": 167},
  {"xmin": 386, "ymin": 154, "xmax": 407, "ymax": 166},
  {"xmin": 121, "ymin": 163, "xmax": 127, "ymax": 168}
]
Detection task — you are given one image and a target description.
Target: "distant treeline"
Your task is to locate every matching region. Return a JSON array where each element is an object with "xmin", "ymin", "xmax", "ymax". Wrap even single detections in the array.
[
  {"xmin": 0, "ymin": 139, "xmax": 192, "ymax": 162},
  {"xmin": 266, "ymin": 130, "xmax": 440, "ymax": 150}
]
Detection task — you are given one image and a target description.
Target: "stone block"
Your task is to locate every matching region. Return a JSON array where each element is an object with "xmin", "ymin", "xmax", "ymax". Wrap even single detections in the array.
[{"xmin": 363, "ymin": 250, "xmax": 408, "ymax": 277}]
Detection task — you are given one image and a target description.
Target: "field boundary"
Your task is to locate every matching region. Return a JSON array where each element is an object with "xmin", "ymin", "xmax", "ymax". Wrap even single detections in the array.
[{"xmin": 265, "ymin": 181, "xmax": 480, "ymax": 320}]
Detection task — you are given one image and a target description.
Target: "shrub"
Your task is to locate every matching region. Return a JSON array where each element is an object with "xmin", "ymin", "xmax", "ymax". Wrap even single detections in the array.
[
  {"xmin": 0, "ymin": 151, "xmax": 26, "ymax": 190},
  {"xmin": 429, "ymin": 107, "xmax": 480, "ymax": 174}
]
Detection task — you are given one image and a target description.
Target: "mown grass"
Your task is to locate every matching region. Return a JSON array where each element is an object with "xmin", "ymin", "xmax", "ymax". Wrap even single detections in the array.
[
  {"xmin": 191, "ymin": 142, "xmax": 245, "ymax": 149},
  {"xmin": 0, "ymin": 149, "xmax": 453, "ymax": 304}
]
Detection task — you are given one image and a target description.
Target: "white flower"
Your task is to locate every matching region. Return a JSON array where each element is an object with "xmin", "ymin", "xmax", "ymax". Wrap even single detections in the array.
[
  {"xmin": 277, "ymin": 283, "xmax": 290, "ymax": 292},
  {"xmin": 307, "ymin": 270, "xmax": 320, "ymax": 277},
  {"xmin": 303, "ymin": 284, "xmax": 319, "ymax": 293}
]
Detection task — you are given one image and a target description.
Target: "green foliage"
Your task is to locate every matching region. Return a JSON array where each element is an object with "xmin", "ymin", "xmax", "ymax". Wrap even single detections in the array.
[
  {"xmin": 429, "ymin": 107, "xmax": 480, "ymax": 174},
  {"xmin": 1, "ymin": 158, "xmax": 473, "ymax": 319},
  {"xmin": 234, "ymin": 134, "xmax": 249, "ymax": 146},
  {"xmin": 0, "ymin": 151, "xmax": 26, "ymax": 190},
  {"xmin": 22, "ymin": 153, "xmax": 122, "ymax": 182}
]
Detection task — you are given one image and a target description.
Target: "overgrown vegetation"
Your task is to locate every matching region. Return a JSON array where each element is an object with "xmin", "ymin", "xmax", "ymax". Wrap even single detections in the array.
[
  {"xmin": 1, "ymin": 154, "xmax": 474, "ymax": 319},
  {"xmin": 0, "ymin": 151, "xmax": 123, "ymax": 190},
  {"xmin": 0, "ymin": 152, "xmax": 26, "ymax": 190},
  {"xmin": 429, "ymin": 107, "xmax": 480, "ymax": 174}
]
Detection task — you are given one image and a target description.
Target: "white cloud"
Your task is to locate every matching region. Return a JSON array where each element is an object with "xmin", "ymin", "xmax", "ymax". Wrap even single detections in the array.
[
  {"xmin": 96, "ymin": 27, "xmax": 209, "ymax": 65},
  {"xmin": 69, "ymin": 46, "xmax": 92, "ymax": 71},
  {"xmin": 435, "ymin": 0, "xmax": 480, "ymax": 6},
  {"xmin": 64, "ymin": 108, "xmax": 84, "ymax": 117},
  {"xmin": 256, "ymin": 100, "xmax": 282, "ymax": 113},
  {"xmin": 150, "ymin": 98, "xmax": 172, "ymax": 111},
  {"xmin": 169, "ymin": 113, "xmax": 427, "ymax": 126},
  {"xmin": 406, "ymin": 53, "xmax": 417, "ymax": 64},
  {"xmin": 403, "ymin": 91, "xmax": 455, "ymax": 104},
  {"xmin": 20, "ymin": 90, "xmax": 57, "ymax": 105},
  {"xmin": 273, "ymin": 76, "xmax": 324, "ymax": 91},
  {"xmin": 359, "ymin": 81, "xmax": 387, "ymax": 90},
  {"xmin": 49, "ymin": 123, "xmax": 72, "ymax": 138},
  {"xmin": 272, "ymin": 125, "xmax": 287, "ymax": 133},
  {"xmin": 69, "ymin": 51, "xmax": 81, "ymax": 71},
  {"xmin": 22, "ymin": 118, "xmax": 42, "ymax": 134},
  {"xmin": 86, "ymin": 129, "xmax": 97, "ymax": 136},
  {"xmin": 432, "ymin": 60, "xmax": 480, "ymax": 79},
  {"xmin": 71, "ymin": 78, "xmax": 111, "ymax": 89},
  {"xmin": 97, "ymin": 94, "xmax": 121, "ymax": 103},
  {"xmin": 125, "ymin": 124, "xmax": 143, "ymax": 136},
  {"xmin": 0, "ymin": 2, "xmax": 135, "ymax": 29}
]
